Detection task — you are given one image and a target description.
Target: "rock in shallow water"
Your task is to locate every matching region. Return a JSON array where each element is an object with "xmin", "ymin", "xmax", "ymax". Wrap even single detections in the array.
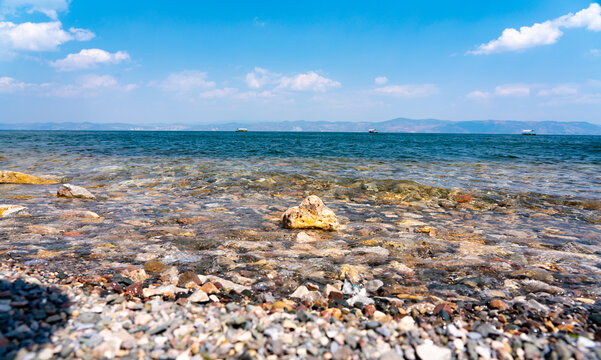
[
  {"xmin": 57, "ymin": 184, "xmax": 96, "ymax": 200},
  {"xmin": 0, "ymin": 170, "xmax": 58, "ymax": 184},
  {"xmin": 0, "ymin": 205, "xmax": 26, "ymax": 217},
  {"xmin": 282, "ymin": 195, "xmax": 339, "ymax": 230}
]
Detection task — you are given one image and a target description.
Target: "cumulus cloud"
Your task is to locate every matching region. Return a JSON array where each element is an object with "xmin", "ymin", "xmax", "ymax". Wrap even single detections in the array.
[
  {"xmin": 374, "ymin": 76, "xmax": 388, "ymax": 85},
  {"xmin": 159, "ymin": 71, "xmax": 216, "ymax": 92},
  {"xmin": 51, "ymin": 49, "xmax": 130, "ymax": 71},
  {"xmin": 278, "ymin": 71, "xmax": 340, "ymax": 92},
  {"xmin": 466, "ymin": 90, "xmax": 491, "ymax": 100},
  {"xmin": 245, "ymin": 67, "xmax": 280, "ymax": 89},
  {"xmin": 0, "ymin": 21, "xmax": 94, "ymax": 51},
  {"xmin": 1, "ymin": 0, "xmax": 69, "ymax": 20},
  {"xmin": 471, "ymin": 3, "xmax": 601, "ymax": 54},
  {"xmin": 373, "ymin": 84, "xmax": 438, "ymax": 97}
]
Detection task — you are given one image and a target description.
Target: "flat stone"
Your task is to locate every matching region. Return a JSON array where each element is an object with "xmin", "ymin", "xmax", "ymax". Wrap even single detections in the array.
[
  {"xmin": 0, "ymin": 205, "xmax": 26, "ymax": 218},
  {"xmin": 188, "ymin": 290, "xmax": 209, "ymax": 303},
  {"xmin": 0, "ymin": 170, "xmax": 58, "ymax": 184},
  {"xmin": 415, "ymin": 342, "xmax": 452, "ymax": 360}
]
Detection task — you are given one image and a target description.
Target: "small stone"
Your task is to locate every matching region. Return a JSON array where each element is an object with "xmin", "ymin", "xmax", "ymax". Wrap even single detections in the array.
[
  {"xmin": 415, "ymin": 342, "xmax": 452, "ymax": 360},
  {"xmin": 489, "ymin": 299, "xmax": 509, "ymax": 311},
  {"xmin": 144, "ymin": 260, "xmax": 167, "ymax": 273},
  {"xmin": 290, "ymin": 285, "xmax": 310, "ymax": 299},
  {"xmin": 124, "ymin": 283, "xmax": 143, "ymax": 297},
  {"xmin": 177, "ymin": 271, "xmax": 202, "ymax": 287},
  {"xmin": 188, "ymin": 289, "xmax": 209, "ymax": 302},
  {"xmin": 200, "ymin": 282, "xmax": 219, "ymax": 294},
  {"xmin": 365, "ymin": 279, "xmax": 384, "ymax": 293},
  {"xmin": 455, "ymin": 194, "xmax": 473, "ymax": 203},
  {"xmin": 122, "ymin": 268, "xmax": 149, "ymax": 283},
  {"xmin": 296, "ymin": 231, "xmax": 317, "ymax": 243},
  {"xmin": 57, "ymin": 184, "xmax": 96, "ymax": 200}
]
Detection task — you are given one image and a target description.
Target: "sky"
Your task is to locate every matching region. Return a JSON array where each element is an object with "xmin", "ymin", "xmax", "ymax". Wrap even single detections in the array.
[{"xmin": 1, "ymin": 0, "xmax": 601, "ymax": 125}]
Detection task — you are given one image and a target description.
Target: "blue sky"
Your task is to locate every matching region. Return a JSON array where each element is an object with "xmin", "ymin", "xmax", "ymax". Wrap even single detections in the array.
[{"xmin": 1, "ymin": 0, "xmax": 601, "ymax": 124}]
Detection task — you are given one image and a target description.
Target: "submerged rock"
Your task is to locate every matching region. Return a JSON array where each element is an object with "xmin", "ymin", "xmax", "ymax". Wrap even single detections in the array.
[
  {"xmin": 282, "ymin": 195, "xmax": 339, "ymax": 230},
  {"xmin": 0, "ymin": 170, "xmax": 58, "ymax": 184},
  {"xmin": 57, "ymin": 184, "xmax": 96, "ymax": 200},
  {"xmin": 0, "ymin": 205, "xmax": 26, "ymax": 217}
]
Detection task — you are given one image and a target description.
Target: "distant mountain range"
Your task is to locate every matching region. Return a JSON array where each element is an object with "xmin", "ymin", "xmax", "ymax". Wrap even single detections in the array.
[{"xmin": 1, "ymin": 118, "xmax": 600, "ymax": 134}]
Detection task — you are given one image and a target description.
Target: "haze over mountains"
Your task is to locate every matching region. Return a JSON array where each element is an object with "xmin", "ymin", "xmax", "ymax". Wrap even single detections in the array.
[{"xmin": 1, "ymin": 118, "xmax": 600, "ymax": 135}]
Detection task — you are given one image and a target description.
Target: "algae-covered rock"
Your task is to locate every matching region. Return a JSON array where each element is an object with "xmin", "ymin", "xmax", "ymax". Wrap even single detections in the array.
[
  {"xmin": 57, "ymin": 184, "xmax": 96, "ymax": 200},
  {"xmin": 0, "ymin": 205, "xmax": 26, "ymax": 217},
  {"xmin": 282, "ymin": 195, "xmax": 339, "ymax": 230},
  {"xmin": 0, "ymin": 170, "xmax": 58, "ymax": 184}
]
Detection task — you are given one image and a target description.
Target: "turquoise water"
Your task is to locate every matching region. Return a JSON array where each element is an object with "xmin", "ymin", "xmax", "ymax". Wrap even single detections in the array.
[{"xmin": 1, "ymin": 131, "xmax": 599, "ymax": 199}]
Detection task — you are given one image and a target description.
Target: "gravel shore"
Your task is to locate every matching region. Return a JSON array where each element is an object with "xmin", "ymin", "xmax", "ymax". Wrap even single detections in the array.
[{"xmin": 1, "ymin": 257, "xmax": 600, "ymax": 360}]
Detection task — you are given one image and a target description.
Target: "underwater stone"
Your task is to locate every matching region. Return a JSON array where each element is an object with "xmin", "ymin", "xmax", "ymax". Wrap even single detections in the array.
[
  {"xmin": 0, "ymin": 170, "xmax": 58, "ymax": 184},
  {"xmin": 57, "ymin": 184, "xmax": 96, "ymax": 200}
]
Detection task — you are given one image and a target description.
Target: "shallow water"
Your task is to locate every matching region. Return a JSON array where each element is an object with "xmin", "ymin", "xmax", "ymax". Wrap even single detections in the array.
[{"xmin": 1, "ymin": 131, "xmax": 600, "ymax": 299}]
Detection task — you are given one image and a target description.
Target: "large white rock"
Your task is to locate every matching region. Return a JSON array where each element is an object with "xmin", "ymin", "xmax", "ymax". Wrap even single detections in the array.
[{"xmin": 57, "ymin": 184, "xmax": 96, "ymax": 200}]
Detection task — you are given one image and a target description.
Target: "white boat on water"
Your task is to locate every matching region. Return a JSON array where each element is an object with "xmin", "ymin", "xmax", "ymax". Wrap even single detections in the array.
[
  {"xmin": 522, "ymin": 129, "xmax": 536, "ymax": 135},
  {"xmin": 368, "ymin": 129, "xmax": 378, "ymax": 133}
]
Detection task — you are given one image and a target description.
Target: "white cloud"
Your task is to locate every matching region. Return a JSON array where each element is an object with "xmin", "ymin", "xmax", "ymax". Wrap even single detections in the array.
[
  {"xmin": 467, "ymin": 84, "xmax": 531, "ymax": 100},
  {"xmin": 471, "ymin": 3, "xmax": 601, "ymax": 54},
  {"xmin": 1, "ymin": 0, "xmax": 69, "ymax": 20},
  {"xmin": 245, "ymin": 67, "xmax": 280, "ymax": 89},
  {"xmin": 557, "ymin": 3, "xmax": 601, "ymax": 30},
  {"xmin": 233, "ymin": 90, "xmax": 274, "ymax": 100},
  {"xmin": 0, "ymin": 74, "xmax": 135, "ymax": 97},
  {"xmin": 69, "ymin": 27, "xmax": 95, "ymax": 41},
  {"xmin": 537, "ymin": 85, "xmax": 578, "ymax": 96},
  {"xmin": 159, "ymin": 71, "xmax": 216, "ymax": 92},
  {"xmin": 278, "ymin": 71, "xmax": 340, "ymax": 92},
  {"xmin": 198, "ymin": 87, "xmax": 238, "ymax": 99},
  {"xmin": 51, "ymin": 74, "xmax": 136, "ymax": 97},
  {"xmin": 0, "ymin": 76, "xmax": 30, "ymax": 93},
  {"xmin": 373, "ymin": 84, "xmax": 438, "ymax": 97},
  {"xmin": 51, "ymin": 49, "xmax": 130, "ymax": 71},
  {"xmin": 466, "ymin": 90, "xmax": 491, "ymax": 100},
  {"xmin": 374, "ymin": 76, "xmax": 388, "ymax": 85},
  {"xmin": 591, "ymin": 48, "xmax": 601, "ymax": 56},
  {"xmin": 494, "ymin": 84, "xmax": 530, "ymax": 97},
  {"xmin": 0, "ymin": 21, "xmax": 94, "ymax": 52}
]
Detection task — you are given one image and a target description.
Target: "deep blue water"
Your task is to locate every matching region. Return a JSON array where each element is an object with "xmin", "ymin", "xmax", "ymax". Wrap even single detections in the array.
[
  {"xmin": 1, "ymin": 131, "xmax": 600, "ymax": 162},
  {"xmin": 1, "ymin": 131, "xmax": 600, "ymax": 198}
]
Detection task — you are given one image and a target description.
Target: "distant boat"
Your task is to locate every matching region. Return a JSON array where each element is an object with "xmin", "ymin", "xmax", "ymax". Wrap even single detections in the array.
[
  {"xmin": 368, "ymin": 129, "xmax": 378, "ymax": 133},
  {"xmin": 522, "ymin": 129, "xmax": 536, "ymax": 136},
  {"xmin": 236, "ymin": 128, "xmax": 248, "ymax": 132}
]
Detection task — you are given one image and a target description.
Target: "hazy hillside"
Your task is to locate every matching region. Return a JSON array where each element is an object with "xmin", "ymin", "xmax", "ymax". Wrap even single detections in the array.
[{"xmin": 1, "ymin": 118, "xmax": 600, "ymax": 134}]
